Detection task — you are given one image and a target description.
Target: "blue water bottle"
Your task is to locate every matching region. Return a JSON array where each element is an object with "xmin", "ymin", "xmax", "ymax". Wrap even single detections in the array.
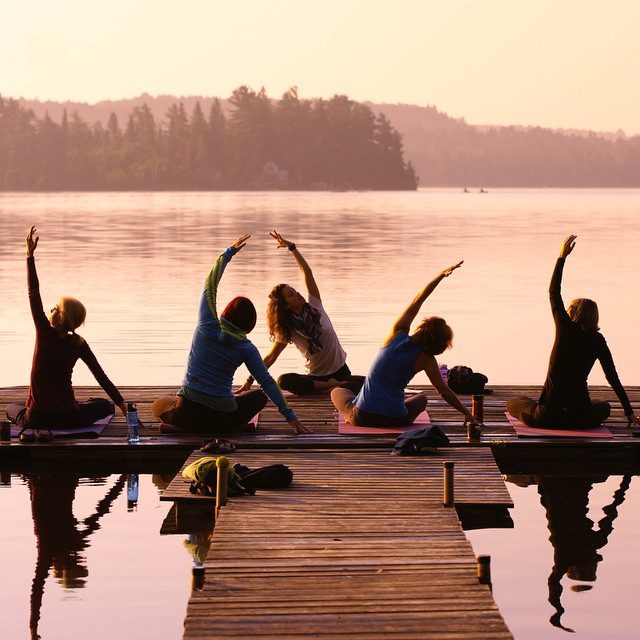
[
  {"xmin": 127, "ymin": 473, "xmax": 139, "ymax": 511},
  {"xmin": 126, "ymin": 402, "xmax": 139, "ymax": 444}
]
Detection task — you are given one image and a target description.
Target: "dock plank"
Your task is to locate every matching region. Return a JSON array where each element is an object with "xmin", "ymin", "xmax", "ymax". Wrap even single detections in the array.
[{"xmin": 181, "ymin": 448, "xmax": 513, "ymax": 639}]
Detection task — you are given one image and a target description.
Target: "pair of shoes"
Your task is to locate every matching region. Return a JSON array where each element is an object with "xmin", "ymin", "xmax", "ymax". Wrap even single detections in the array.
[
  {"xmin": 18, "ymin": 428, "xmax": 54, "ymax": 443},
  {"xmin": 19, "ymin": 430, "xmax": 36, "ymax": 443},
  {"xmin": 200, "ymin": 438, "xmax": 236, "ymax": 454}
]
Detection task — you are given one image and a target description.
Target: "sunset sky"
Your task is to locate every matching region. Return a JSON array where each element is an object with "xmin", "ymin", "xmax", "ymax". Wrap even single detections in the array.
[{"xmin": 2, "ymin": 0, "xmax": 640, "ymax": 133}]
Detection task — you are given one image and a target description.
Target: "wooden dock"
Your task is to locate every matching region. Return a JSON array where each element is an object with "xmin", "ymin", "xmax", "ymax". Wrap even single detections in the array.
[
  {"xmin": 2, "ymin": 385, "xmax": 639, "ymax": 455},
  {"xmin": 174, "ymin": 448, "xmax": 513, "ymax": 639}
]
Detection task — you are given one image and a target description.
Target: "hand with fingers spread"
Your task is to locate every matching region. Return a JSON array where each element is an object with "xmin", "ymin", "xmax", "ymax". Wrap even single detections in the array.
[
  {"xmin": 559, "ymin": 235, "xmax": 577, "ymax": 259},
  {"xmin": 289, "ymin": 418, "xmax": 312, "ymax": 435},
  {"xmin": 269, "ymin": 229, "xmax": 295, "ymax": 250},
  {"xmin": 440, "ymin": 260, "xmax": 463, "ymax": 279},
  {"xmin": 231, "ymin": 234, "xmax": 251, "ymax": 252},
  {"xmin": 26, "ymin": 225, "xmax": 39, "ymax": 257}
]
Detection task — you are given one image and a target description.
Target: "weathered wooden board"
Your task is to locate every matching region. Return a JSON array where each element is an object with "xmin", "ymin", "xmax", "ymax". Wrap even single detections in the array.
[{"xmin": 180, "ymin": 448, "xmax": 513, "ymax": 639}]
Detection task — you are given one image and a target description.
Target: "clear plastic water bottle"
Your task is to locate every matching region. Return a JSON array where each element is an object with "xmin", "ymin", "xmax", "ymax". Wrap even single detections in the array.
[
  {"xmin": 439, "ymin": 363, "xmax": 448, "ymax": 383},
  {"xmin": 126, "ymin": 402, "xmax": 139, "ymax": 444},
  {"xmin": 127, "ymin": 473, "xmax": 139, "ymax": 511}
]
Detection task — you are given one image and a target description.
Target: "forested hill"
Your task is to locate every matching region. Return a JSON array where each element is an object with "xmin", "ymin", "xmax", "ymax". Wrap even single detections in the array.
[
  {"xmin": 9, "ymin": 90, "xmax": 640, "ymax": 187},
  {"xmin": 0, "ymin": 88, "xmax": 417, "ymax": 191}
]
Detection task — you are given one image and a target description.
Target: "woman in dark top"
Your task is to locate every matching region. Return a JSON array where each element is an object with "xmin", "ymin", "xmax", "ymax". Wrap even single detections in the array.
[
  {"xmin": 507, "ymin": 235, "xmax": 640, "ymax": 430},
  {"xmin": 5, "ymin": 226, "xmax": 129, "ymax": 431}
]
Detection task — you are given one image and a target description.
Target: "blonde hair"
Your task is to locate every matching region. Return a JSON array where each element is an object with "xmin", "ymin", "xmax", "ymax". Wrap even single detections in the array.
[
  {"xmin": 59, "ymin": 297, "xmax": 86, "ymax": 332},
  {"xmin": 567, "ymin": 298, "xmax": 599, "ymax": 332}
]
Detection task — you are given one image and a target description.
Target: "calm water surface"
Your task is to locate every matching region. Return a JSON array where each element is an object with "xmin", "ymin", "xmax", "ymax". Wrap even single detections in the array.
[
  {"xmin": 468, "ymin": 474, "xmax": 640, "ymax": 639},
  {"xmin": 0, "ymin": 189, "xmax": 638, "ymax": 388},
  {"xmin": 0, "ymin": 470, "xmax": 204, "ymax": 640},
  {"xmin": 1, "ymin": 468, "xmax": 638, "ymax": 639}
]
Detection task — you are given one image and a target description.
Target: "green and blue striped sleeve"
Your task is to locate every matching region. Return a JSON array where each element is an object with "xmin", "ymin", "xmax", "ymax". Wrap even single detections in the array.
[
  {"xmin": 245, "ymin": 346, "xmax": 296, "ymax": 423},
  {"xmin": 200, "ymin": 246, "xmax": 237, "ymax": 325}
]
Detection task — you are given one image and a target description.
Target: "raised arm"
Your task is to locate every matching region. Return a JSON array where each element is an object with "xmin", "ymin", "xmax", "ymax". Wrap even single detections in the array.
[
  {"xmin": 598, "ymin": 337, "xmax": 639, "ymax": 427},
  {"xmin": 25, "ymin": 225, "xmax": 49, "ymax": 333},
  {"xmin": 270, "ymin": 230, "xmax": 320, "ymax": 300},
  {"xmin": 200, "ymin": 234, "xmax": 250, "ymax": 328},
  {"xmin": 238, "ymin": 340, "xmax": 287, "ymax": 393},
  {"xmin": 387, "ymin": 261, "xmax": 463, "ymax": 342},
  {"xmin": 550, "ymin": 235, "xmax": 576, "ymax": 325}
]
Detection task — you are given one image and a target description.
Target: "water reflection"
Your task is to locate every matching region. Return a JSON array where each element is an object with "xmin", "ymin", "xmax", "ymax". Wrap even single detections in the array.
[
  {"xmin": 27, "ymin": 473, "xmax": 126, "ymax": 639},
  {"xmin": 507, "ymin": 474, "xmax": 632, "ymax": 634}
]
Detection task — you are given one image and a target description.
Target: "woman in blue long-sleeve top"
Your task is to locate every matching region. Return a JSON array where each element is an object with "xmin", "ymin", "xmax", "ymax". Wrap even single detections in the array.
[
  {"xmin": 152, "ymin": 234, "xmax": 310, "ymax": 434},
  {"xmin": 507, "ymin": 235, "xmax": 639, "ymax": 430}
]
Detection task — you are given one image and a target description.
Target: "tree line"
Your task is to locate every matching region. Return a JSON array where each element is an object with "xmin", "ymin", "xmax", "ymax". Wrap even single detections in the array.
[
  {"xmin": 0, "ymin": 87, "xmax": 418, "ymax": 191},
  {"xmin": 398, "ymin": 112, "xmax": 640, "ymax": 187}
]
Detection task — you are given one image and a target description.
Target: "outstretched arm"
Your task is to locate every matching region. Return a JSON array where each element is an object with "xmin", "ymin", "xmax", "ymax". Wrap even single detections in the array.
[
  {"xmin": 550, "ymin": 235, "xmax": 576, "ymax": 326},
  {"xmin": 80, "ymin": 342, "xmax": 127, "ymax": 416},
  {"xmin": 386, "ymin": 261, "xmax": 463, "ymax": 342},
  {"xmin": 25, "ymin": 225, "xmax": 49, "ymax": 333},
  {"xmin": 598, "ymin": 338, "xmax": 638, "ymax": 427},
  {"xmin": 245, "ymin": 346, "xmax": 311, "ymax": 434},
  {"xmin": 238, "ymin": 341, "xmax": 287, "ymax": 393},
  {"xmin": 270, "ymin": 230, "xmax": 320, "ymax": 300},
  {"xmin": 200, "ymin": 234, "xmax": 250, "ymax": 329},
  {"xmin": 424, "ymin": 356, "xmax": 477, "ymax": 425}
]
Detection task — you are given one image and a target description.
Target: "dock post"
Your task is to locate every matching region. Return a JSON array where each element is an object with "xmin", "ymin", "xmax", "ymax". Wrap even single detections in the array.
[
  {"xmin": 216, "ymin": 456, "xmax": 230, "ymax": 517},
  {"xmin": 477, "ymin": 555, "xmax": 492, "ymax": 589},
  {"xmin": 443, "ymin": 461, "xmax": 454, "ymax": 507},
  {"xmin": 191, "ymin": 566, "xmax": 205, "ymax": 591}
]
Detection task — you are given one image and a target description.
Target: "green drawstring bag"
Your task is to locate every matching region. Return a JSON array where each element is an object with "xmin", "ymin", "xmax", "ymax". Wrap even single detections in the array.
[{"xmin": 182, "ymin": 456, "xmax": 254, "ymax": 496}]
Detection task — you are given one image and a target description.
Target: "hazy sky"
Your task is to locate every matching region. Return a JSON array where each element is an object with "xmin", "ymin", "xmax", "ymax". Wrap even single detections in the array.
[{"xmin": 2, "ymin": 0, "xmax": 640, "ymax": 133}]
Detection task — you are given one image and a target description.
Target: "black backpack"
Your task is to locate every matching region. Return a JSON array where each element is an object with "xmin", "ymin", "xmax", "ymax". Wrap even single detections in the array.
[
  {"xmin": 447, "ymin": 365, "xmax": 490, "ymax": 395},
  {"xmin": 232, "ymin": 463, "xmax": 294, "ymax": 490}
]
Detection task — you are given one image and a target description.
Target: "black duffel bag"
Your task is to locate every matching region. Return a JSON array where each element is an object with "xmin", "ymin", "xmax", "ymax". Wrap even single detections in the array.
[
  {"xmin": 446, "ymin": 365, "xmax": 490, "ymax": 395},
  {"xmin": 232, "ymin": 463, "xmax": 294, "ymax": 490}
]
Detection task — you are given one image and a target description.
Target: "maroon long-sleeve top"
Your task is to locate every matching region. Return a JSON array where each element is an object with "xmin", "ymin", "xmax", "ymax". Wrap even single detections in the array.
[{"xmin": 25, "ymin": 257, "xmax": 123, "ymax": 418}]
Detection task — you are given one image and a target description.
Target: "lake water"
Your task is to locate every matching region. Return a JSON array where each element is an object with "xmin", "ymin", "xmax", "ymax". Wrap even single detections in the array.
[
  {"xmin": 467, "ymin": 474, "xmax": 640, "ymax": 640},
  {"xmin": 1, "ymin": 189, "xmax": 638, "ymax": 388},
  {"xmin": 1, "ymin": 467, "xmax": 638, "ymax": 639},
  {"xmin": 0, "ymin": 470, "xmax": 201, "ymax": 640}
]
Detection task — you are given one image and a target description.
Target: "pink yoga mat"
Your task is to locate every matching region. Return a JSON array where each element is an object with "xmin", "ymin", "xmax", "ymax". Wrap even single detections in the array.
[
  {"xmin": 338, "ymin": 410, "xmax": 431, "ymax": 435},
  {"xmin": 505, "ymin": 413, "xmax": 612, "ymax": 438},
  {"xmin": 11, "ymin": 414, "xmax": 114, "ymax": 439},
  {"xmin": 160, "ymin": 412, "xmax": 260, "ymax": 435}
]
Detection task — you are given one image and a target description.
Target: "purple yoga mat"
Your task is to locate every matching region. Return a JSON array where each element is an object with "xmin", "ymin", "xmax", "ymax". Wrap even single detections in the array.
[
  {"xmin": 505, "ymin": 412, "xmax": 613, "ymax": 438},
  {"xmin": 10, "ymin": 414, "xmax": 114, "ymax": 439},
  {"xmin": 159, "ymin": 412, "xmax": 261, "ymax": 435},
  {"xmin": 338, "ymin": 410, "xmax": 431, "ymax": 436}
]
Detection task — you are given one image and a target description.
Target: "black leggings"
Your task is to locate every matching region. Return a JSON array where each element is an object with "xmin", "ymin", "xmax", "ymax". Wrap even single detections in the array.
[
  {"xmin": 506, "ymin": 396, "xmax": 611, "ymax": 429},
  {"xmin": 151, "ymin": 390, "xmax": 268, "ymax": 433},
  {"xmin": 278, "ymin": 363, "xmax": 365, "ymax": 396},
  {"xmin": 6, "ymin": 398, "xmax": 115, "ymax": 429},
  {"xmin": 331, "ymin": 388, "xmax": 429, "ymax": 428}
]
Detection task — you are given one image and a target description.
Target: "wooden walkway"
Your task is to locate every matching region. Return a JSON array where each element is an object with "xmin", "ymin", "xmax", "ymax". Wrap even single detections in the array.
[{"xmin": 175, "ymin": 448, "xmax": 513, "ymax": 639}]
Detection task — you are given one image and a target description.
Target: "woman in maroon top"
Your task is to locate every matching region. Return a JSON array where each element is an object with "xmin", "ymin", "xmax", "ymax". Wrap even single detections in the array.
[{"xmin": 5, "ymin": 226, "xmax": 128, "ymax": 431}]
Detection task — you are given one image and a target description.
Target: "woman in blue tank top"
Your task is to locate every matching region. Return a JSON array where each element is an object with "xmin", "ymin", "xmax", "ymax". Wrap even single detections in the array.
[{"xmin": 331, "ymin": 261, "xmax": 479, "ymax": 428}]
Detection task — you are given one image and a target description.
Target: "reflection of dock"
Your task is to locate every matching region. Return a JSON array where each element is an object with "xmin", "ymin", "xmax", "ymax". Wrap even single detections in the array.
[{"xmin": 166, "ymin": 449, "xmax": 513, "ymax": 639}]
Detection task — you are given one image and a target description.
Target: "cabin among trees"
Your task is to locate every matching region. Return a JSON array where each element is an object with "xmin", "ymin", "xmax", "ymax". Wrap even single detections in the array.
[{"xmin": 0, "ymin": 87, "xmax": 418, "ymax": 191}]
